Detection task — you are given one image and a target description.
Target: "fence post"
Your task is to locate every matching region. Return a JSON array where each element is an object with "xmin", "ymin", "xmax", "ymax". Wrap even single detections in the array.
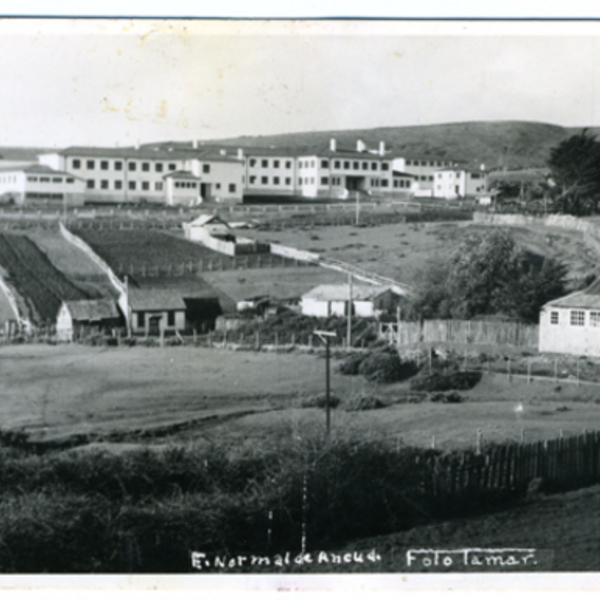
[
  {"xmin": 255, "ymin": 330, "xmax": 260, "ymax": 351},
  {"xmin": 554, "ymin": 358, "xmax": 558, "ymax": 384},
  {"xmin": 476, "ymin": 429, "xmax": 483, "ymax": 455},
  {"xmin": 507, "ymin": 357, "xmax": 511, "ymax": 381}
]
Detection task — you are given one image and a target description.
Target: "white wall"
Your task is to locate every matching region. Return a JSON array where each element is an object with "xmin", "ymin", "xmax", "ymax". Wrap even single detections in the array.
[{"xmin": 539, "ymin": 306, "xmax": 600, "ymax": 356}]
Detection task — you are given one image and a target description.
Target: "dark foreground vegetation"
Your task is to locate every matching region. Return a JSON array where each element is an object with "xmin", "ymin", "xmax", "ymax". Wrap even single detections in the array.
[{"xmin": 0, "ymin": 425, "xmax": 597, "ymax": 573}]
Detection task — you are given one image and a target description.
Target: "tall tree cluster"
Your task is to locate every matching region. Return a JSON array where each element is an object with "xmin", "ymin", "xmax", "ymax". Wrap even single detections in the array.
[
  {"xmin": 547, "ymin": 129, "xmax": 600, "ymax": 215},
  {"xmin": 411, "ymin": 230, "xmax": 567, "ymax": 324}
]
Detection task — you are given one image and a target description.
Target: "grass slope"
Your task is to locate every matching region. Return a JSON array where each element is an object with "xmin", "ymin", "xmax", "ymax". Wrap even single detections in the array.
[{"xmin": 205, "ymin": 120, "xmax": 573, "ymax": 170}]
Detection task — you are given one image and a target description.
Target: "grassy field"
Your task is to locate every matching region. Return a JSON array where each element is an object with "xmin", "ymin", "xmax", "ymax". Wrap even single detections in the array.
[
  {"xmin": 250, "ymin": 221, "xmax": 598, "ymax": 286},
  {"xmin": 2, "ymin": 343, "xmax": 600, "ymax": 451}
]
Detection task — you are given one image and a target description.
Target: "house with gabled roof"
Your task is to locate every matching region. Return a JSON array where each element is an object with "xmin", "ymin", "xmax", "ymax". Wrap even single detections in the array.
[
  {"xmin": 56, "ymin": 299, "xmax": 123, "ymax": 341},
  {"xmin": 539, "ymin": 279, "xmax": 600, "ymax": 356},
  {"xmin": 300, "ymin": 283, "xmax": 400, "ymax": 318}
]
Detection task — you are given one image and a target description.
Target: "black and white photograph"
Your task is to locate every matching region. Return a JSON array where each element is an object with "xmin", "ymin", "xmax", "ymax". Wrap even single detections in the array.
[{"xmin": 2, "ymin": 10, "xmax": 600, "ymax": 594}]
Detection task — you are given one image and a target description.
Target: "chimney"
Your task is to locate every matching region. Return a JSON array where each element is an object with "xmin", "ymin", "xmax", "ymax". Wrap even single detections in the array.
[
  {"xmin": 356, "ymin": 140, "xmax": 366, "ymax": 152},
  {"xmin": 480, "ymin": 163, "xmax": 486, "ymax": 171},
  {"xmin": 220, "ymin": 149, "xmax": 226, "ymax": 156},
  {"xmin": 329, "ymin": 138, "xmax": 337, "ymax": 152},
  {"xmin": 192, "ymin": 140, "xmax": 198, "ymax": 149},
  {"xmin": 134, "ymin": 139, "xmax": 140, "ymax": 150},
  {"xmin": 237, "ymin": 148, "xmax": 244, "ymax": 160},
  {"xmin": 378, "ymin": 141, "xmax": 385, "ymax": 156}
]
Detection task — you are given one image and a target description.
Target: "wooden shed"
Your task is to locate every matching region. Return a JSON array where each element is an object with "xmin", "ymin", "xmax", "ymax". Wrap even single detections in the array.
[{"xmin": 56, "ymin": 299, "xmax": 122, "ymax": 341}]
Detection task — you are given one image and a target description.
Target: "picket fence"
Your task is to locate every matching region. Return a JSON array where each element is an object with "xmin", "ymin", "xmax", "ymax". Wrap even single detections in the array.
[
  {"xmin": 379, "ymin": 319, "xmax": 539, "ymax": 348},
  {"xmin": 426, "ymin": 431, "xmax": 600, "ymax": 506}
]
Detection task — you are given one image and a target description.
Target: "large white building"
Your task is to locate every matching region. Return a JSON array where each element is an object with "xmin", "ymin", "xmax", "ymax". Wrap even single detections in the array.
[
  {"xmin": 433, "ymin": 168, "xmax": 489, "ymax": 200},
  {"xmin": 38, "ymin": 145, "xmax": 245, "ymax": 205},
  {"xmin": 0, "ymin": 164, "xmax": 86, "ymax": 206}
]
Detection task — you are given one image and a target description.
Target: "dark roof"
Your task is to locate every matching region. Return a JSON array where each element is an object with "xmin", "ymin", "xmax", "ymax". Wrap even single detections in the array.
[
  {"xmin": 0, "ymin": 164, "xmax": 83, "ymax": 178},
  {"xmin": 45, "ymin": 146, "xmax": 243, "ymax": 164},
  {"xmin": 64, "ymin": 299, "xmax": 120, "ymax": 321},
  {"xmin": 392, "ymin": 170, "xmax": 416, "ymax": 178},
  {"xmin": 128, "ymin": 288, "xmax": 187, "ymax": 311},
  {"xmin": 544, "ymin": 279, "xmax": 600, "ymax": 309}
]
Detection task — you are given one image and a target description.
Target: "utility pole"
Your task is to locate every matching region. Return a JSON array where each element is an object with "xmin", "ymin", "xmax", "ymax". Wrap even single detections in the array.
[
  {"xmin": 314, "ymin": 330, "xmax": 337, "ymax": 437},
  {"xmin": 346, "ymin": 273, "xmax": 353, "ymax": 348}
]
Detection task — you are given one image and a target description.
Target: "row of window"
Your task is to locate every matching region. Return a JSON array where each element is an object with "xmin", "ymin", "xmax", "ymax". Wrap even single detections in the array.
[
  {"xmin": 393, "ymin": 179, "xmax": 411, "ymax": 188},
  {"xmin": 406, "ymin": 159, "xmax": 451, "ymax": 167},
  {"xmin": 0, "ymin": 176, "xmax": 17, "ymax": 183},
  {"xmin": 25, "ymin": 193, "xmax": 64, "ymax": 199},
  {"xmin": 87, "ymin": 180, "xmax": 163, "ymax": 191},
  {"xmin": 72, "ymin": 159, "xmax": 181, "ymax": 173},
  {"xmin": 249, "ymin": 159, "xmax": 293, "ymax": 169},
  {"xmin": 27, "ymin": 176, "xmax": 75, "ymax": 184},
  {"xmin": 550, "ymin": 310, "xmax": 600, "ymax": 327},
  {"xmin": 249, "ymin": 176, "xmax": 292, "ymax": 186},
  {"xmin": 334, "ymin": 161, "xmax": 389, "ymax": 172}
]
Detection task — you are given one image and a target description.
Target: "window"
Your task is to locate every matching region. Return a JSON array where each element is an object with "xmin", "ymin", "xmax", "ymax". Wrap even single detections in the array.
[
  {"xmin": 115, "ymin": 180, "xmax": 123, "ymax": 190},
  {"xmin": 229, "ymin": 183, "xmax": 236, "ymax": 192},
  {"xmin": 142, "ymin": 162, "xmax": 150, "ymax": 172},
  {"xmin": 128, "ymin": 162, "xmax": 136, "ymax": 171},
  {"xmin": 86, "ymin": 180, "xmax": 95, "ymax": 189},
  {"xmin": 273, "ymin": 177, "xmax": 280, "ymax": 185},
  {"xmin": 52, "ymin": 177, "xmax": 62, "ymax": 183},
  {"xmin": 137, "ymin": 312, "xmax": 145, "ymax": 328},
  {"xmin": 155, "ymin": 182, "xmax": 163, "ymax": 191},
  {"xmin": 285, "ymin": 177, "xmax": 291, "ymax": 185},
  {"xmin": 100, "ymin": 180, "xmax": 109, "ymax": 189},
  {"xmin": 129, "ymin": 181, "xmax": 136, "ymax": 191},
  {"xmin": 72, "ymin": 159, "xmax": 81, "ymax": 169},
  {"xmin": 215, "ymin": 183, "xmax": 221, "ymax": 189},
  {"xmin": 591, "ymin": 311, "xmax": 600, "ymax": 327},
  {"xmin": 353, "ymin": 162, "xmax": 359, "ymax": 170},
  {"xmin": 142, "ymin": 181, "xmax": 150, "ymax": 191},
  {"xmin": 249, "ymin": 176, "xmax": 256, "ymax": 184},
  {"xmin": 261, "ymin": 176, "xmax": 268, "ymax": 185},
  {"xmin": 155, "ymin": 163, "xmax": 163, "ymax": 172},
  {"xmin": 381, "ymin": 179, "xmax": 389, "ymax": 187},
  {"xmin": 273, "ymin": 160, "xmax": 280, "ymax": 168},
  {"xmin": 168, "ymin": 163, "xmax": 176, "ymax": 171},
  {"xmin": 299, "ymin": 161, "xmax": 303, "ymax": 169},
  {"xmin": 27, "ymin": 177, "xmax": 37, "ymax": 182},
  {"xmin": 550, "ymin": 311, "xmax": 559, "ymax": 324},
  {"xmin": 471, "ymin": 173, "xmax": 481, "ymax": 179},
  {"xmin": 167, "ymin": 311, "xmax": 175, "ymax": 327},
  {"xmin": 114, "ymin": 161, "xmax": 122, "ymax": 171},
  {"xmin": 285, "ymin": 161, "xmax": 292, "ymax": 169},
  {"xmin": 261, "ymin": 159, "xmax": 268, "ymax": 168},
  {"xmin": 382, "ymin": 163, "xmax": 389, "ymax": 171},
  {"xmin": 334, "ymin": 161, "xmax": 341, "ymax": 169},
  {"xmin": 86, "ymin": 160, "xmax": 95, "ymax": 169},
  {"xmin": 321, "ymin": 160, "xmax": 329, "ymax": 168},
  {"xmin": 66, "ymin": 178, "xmax": 74, "ymax": 184},
  {"xmin": 343, "ymin": 161, "xmax": 350, "ymax": 169},
  {"xmin": 203, "ymin": 164, "xmax": 210, "ymax": 174},
  {"xmin": 299, "ymin": 178, "xmax": 303, "ymax": 185},
  {"xmin": 570, "ymin": 310, "xmax": 585, "ymax": 326},
  {"xmin": 321, "ymin": 177, "xmax": 329, "ymax": 185},
  {"xmin": 249, "ymin": 159, "xmax": 256, "ymax": 167},
  {"xmin": 100, "ymin": 161, "xmax": 109, "ymax": 170},
  {"xmin": 371, "ymin": 162, "xmax": 378, "ymax": 170},
  {"xmin": 362, "ymin": 162, "xmax": 369, "ymax": 170}
]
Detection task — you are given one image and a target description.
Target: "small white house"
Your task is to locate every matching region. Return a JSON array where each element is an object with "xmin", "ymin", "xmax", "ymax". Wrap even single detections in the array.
[
  {"xmin": 56, "ymin": 299, "xmax": 122, "ymax": 341},
  {"xmin": 300, "ymin": 284, "xmax": 398, "ymax": 318},
  {"xmin": 124, "ymin": 288, "xmax": 187, "ymax": 336},
  {"xmin": 539, "ymin": 280, "xmax": 600, "ymax": 356}
]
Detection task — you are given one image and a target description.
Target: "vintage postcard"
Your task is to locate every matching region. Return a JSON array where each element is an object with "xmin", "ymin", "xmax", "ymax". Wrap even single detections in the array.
[{"xmin": 0, "ymin": 13, "xmax": 599, "ymax": 597}]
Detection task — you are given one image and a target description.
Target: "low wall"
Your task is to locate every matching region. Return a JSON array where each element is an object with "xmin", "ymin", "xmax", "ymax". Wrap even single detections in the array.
[
  {"xmin": 473, "ymin": 211, "xmax": 598, "ymax": 233},
  {"xmin": 269, "ymin": 243, "xmax": 320, "ymax": 263}
]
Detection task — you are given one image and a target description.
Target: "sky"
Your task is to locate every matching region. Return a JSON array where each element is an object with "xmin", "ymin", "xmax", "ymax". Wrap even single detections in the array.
[{"xmin": 2, "ymin": 19, "xmax": 600, "ymax": 148}]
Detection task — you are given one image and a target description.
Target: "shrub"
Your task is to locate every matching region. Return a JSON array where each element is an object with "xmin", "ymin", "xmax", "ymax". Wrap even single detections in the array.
[
  {"xmin": 429, "ymin": 391, "xmax": 464, "ymax": 403},
  {"xmin": 301, "ymin": 393, "xmax": 342, "ymax": 409},
  {"xmin": 345, "ymin": 394, "xmax": 386, "ymax": 412},
  {"xmin": 358, "ymin": 352, "xmax": 419, "ymax": 384},
  {"xmin": 410, "ymin": 370, "xmax": 482, "ymax": 392},
  {"xmin": 337, "ymin": 353, "xmax": 365, "ymax": 375}
]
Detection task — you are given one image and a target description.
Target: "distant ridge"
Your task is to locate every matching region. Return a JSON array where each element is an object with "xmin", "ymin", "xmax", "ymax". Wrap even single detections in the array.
[{"xmin": 198, "ymin": 121, "xmax": 588, "ymax": 170}]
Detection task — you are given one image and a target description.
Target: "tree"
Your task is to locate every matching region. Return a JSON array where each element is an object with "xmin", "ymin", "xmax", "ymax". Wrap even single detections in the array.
[
  {"xmin": 547, "ymin": 129, "xmax": 600, "ymax": 215},
  {"xmin": 410, "ymin": 230, "xmax": 567, "ymax": 323}
]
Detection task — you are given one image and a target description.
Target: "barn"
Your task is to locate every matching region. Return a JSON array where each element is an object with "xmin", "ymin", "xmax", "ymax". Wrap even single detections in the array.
[
  {"xmin": 56, "ymin": 299, "xmax": 122, "ymax": 341},
  {"xmin": 300, "ymin": 284, "xmax": 399, "ymax": 318}
]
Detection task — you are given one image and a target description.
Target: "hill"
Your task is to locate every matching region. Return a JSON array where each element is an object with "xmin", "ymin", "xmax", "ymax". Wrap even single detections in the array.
[
  {"xmin": 202, "ymin": 121, "xmax": 581, "ymax": 170},
  {"xmin": 0, "ymin": 147, "xmax": 55, "ymax": 161}
]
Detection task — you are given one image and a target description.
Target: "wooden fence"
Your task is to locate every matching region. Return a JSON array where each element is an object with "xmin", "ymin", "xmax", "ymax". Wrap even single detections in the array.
[
  {"xmin": 427, "ymin": 431, "xmax": 600, "ymax": 508},
  {"xmin": 379, "ymin": 319, "xmax": 539, "ymax": 348}
]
